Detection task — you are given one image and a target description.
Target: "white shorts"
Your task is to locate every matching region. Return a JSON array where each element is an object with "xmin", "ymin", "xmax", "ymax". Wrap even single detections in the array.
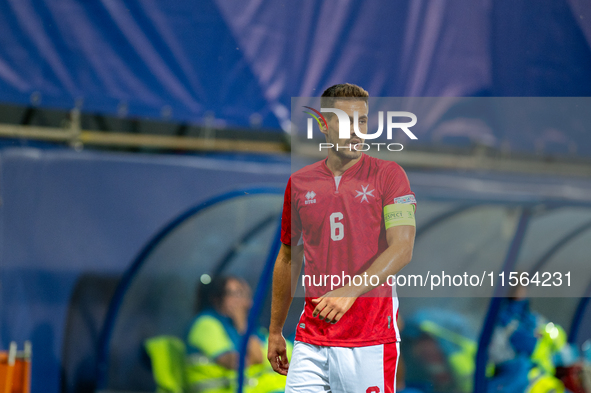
[{"xmin": 285, "ymin": 340, "xmax": 400, "ymax": 393}]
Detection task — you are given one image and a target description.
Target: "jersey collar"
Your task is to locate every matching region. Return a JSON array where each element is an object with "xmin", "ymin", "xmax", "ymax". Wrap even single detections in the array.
[{"xmin": 322, "ymin": 153, "xmax": 366, "ymax": 178}]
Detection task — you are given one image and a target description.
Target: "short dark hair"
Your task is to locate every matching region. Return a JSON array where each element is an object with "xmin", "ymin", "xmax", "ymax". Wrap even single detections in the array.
[{"xmin": 320, "ymin": 83, "xmax": 369, "ymax": 111}]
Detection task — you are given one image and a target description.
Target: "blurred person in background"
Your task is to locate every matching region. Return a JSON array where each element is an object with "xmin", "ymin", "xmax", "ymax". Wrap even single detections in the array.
[
  {"xmin": 487, "ymin": 283, "xmax": 567, "ymax": 393},
  {"xmin": 402, "ymin": 308, "xmax": 477, "ymax": 393},
  {"xmin": 185, "ymin": 275, "xmax": 288, "ymax": 393}
]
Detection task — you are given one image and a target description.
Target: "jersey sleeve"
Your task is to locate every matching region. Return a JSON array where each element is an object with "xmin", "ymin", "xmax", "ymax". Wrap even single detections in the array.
[
  {"xmin": 280, "ymin": 177, "xmax": 302, "ymax": 246},
  {"xmin": 382, "ymin": 163, "xmax": 416, "ymax": 209},
  {"xmin": 187, "ymin": 315, "xmax": 234, "ymax": 359}
]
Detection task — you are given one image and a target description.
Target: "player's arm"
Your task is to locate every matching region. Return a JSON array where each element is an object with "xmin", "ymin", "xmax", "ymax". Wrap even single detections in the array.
[
  {"xmin": 357, "ymin": 224, "xmax": 415, "ymax": 291},
  {"xmin": 312, "ymin": 206, "xmax": 416, "ymax": 323},
  {"xmin": 267, "ymin": 242, "xmax": 303, "ymax": 375}
]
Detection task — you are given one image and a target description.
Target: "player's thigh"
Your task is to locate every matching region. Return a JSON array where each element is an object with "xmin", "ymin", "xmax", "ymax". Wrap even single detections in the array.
[
  {"xmin": 328, "ymin": 342, "xmax": 399, "ymax": 393},
  {"xmin": 285, "ymin": 341, "xmax": 330, "ymax": 393}
]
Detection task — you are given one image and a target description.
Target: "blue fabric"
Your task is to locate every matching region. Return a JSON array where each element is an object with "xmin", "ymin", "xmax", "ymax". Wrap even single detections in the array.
[
  {"xmin": 487, "ymin": 356, "xmax": 532, "ymax": 393},
  {"xmin": 510, "ymin": 328, "xmax": 538, "ymax": 356},
  {"xmin": 1, "ymin": 0, "xmax": 591, "ymax": 153},
  {"xmin": 488, "ymin": 300, "xmax": 553, "ymax": 392},
  {"xmin": 498, "ymin": 300, "xmax": 538, "ymax": 356},
  {"xmin": 0, "ymin": 0, "xmax": 279, "ymax": 129}
]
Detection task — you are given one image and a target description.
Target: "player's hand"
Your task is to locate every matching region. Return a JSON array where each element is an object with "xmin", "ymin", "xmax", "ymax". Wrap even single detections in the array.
[
  {"xmin": 311, "ymin": 286, "xmax": 359, "ymax": 324},
  {"xmin": 267, "ymin": 333, "xmax": 289, "ymax": 376}
]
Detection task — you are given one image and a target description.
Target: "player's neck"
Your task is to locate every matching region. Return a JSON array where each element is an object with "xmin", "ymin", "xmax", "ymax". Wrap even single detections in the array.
[{"xmin": 325, "ymin": 152, "xmax": 362, "ymax": 177}]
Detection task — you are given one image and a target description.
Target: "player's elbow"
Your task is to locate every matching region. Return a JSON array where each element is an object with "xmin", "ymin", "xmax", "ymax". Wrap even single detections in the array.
[{"xmin": 276, "ymin": 243, "xmax": 293, "ymax": 266}]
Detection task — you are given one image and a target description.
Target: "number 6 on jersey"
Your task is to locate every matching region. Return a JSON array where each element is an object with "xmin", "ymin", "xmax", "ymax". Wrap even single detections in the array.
[{"xmin": 330, "ymin": 212, "xmax": 344, "ymax": 241}]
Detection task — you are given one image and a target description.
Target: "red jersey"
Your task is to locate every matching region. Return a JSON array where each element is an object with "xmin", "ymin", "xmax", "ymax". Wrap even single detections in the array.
[{"xmin": 280, "ymin": 153, "xmax": 416, "ymax": 347}]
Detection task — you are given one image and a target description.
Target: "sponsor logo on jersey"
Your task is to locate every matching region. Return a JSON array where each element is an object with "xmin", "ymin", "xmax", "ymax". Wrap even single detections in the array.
[
  {"xmin": 305, "ymin": 191, "xmax": 316, "ymax": 205},
  {"xmin": 299, "ymin": 323, "xmax": 306, "ymax": 329},
  {"xmin": 355, "ymin": 184, "xmax": 375, "ymax": 203},
  {"xmin": 393, "ymin": 194, "xmax": 416, "ymax": 204}
]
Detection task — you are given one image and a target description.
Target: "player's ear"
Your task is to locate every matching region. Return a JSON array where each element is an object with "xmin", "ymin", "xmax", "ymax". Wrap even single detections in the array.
[{"xmin": 319, "ymin": 115, "xmax": 329, "ymax": 136}]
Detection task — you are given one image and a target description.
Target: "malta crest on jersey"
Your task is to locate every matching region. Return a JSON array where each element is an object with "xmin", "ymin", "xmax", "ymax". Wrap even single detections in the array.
[{"xmin": 355, "ymin": 184, "xmax": 375, "ymax": 203}]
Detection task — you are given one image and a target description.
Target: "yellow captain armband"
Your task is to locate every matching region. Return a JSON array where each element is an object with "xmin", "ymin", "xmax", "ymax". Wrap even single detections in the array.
[{"xmin": 384, "ymin": 203, "xmax": 416, "ymax": 229}]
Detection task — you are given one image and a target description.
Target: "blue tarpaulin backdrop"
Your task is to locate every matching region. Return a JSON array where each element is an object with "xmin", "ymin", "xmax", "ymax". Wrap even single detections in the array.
[
  {"xmin": 1, "ymin": 1, "xmax": 591, "ymax": 393},
  {"xmin": 0, "ymin": 0, "xmax": 590, "ymax": 152}
]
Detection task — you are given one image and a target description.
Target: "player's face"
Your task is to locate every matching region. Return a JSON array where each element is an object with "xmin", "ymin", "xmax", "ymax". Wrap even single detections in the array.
[{"xmin": 323, "ymin": 99, "xmax": 368, "ymax": 160}]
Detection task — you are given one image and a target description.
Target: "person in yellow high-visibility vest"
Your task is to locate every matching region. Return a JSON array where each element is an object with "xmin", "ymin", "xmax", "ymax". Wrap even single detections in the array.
[{"xmin": 185, "ymin": 276, "xmax": 289, "ymax": 393}]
